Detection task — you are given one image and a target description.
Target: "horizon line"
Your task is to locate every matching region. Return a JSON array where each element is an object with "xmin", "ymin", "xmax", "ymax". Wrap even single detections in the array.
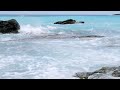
[{"xmin": 0, "ymin": 14, "xmax": 115, "ymax": 15}]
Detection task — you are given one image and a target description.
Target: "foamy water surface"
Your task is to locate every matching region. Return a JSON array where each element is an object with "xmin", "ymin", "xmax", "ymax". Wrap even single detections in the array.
[{"xmin": 0, "ymin": 15, "xmax": 120, "ymax": 79}]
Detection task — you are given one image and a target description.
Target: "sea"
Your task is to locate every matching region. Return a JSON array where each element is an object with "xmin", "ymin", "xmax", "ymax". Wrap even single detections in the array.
[{"xmin": 0, "ymin": 15, "xmax": 120, "ymax": 79}]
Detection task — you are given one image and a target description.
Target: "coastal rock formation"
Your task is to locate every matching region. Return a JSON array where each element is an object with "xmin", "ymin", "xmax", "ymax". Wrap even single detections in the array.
[
  {"xmin": 79, "ymin": 35, "xmax": 104, "ymax": 38},
  {"xmin": 54, "ymin": 19, "xmax": 84, "ymax": 24},
  {"xmin": 113, "ymin": 14, "xmax": 120, "ymax": 15},
  {"xmin": 74, "ymin": 66, "xmax": 120, "ymax": 79},
  {"xmin": 0, "ymin": 19, "xmax": 20, "ymax": 34}
]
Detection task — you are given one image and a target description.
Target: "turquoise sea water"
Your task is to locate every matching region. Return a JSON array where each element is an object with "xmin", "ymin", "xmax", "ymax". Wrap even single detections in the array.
[{"xmin": 0, "ymin": 15, "xmax": 120, "ymax": 79}]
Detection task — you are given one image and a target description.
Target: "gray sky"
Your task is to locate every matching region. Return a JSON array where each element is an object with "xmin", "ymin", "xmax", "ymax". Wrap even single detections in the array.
[{"xmin": 0, "ymin": 11, "xmax": 120, "ymax": 15}]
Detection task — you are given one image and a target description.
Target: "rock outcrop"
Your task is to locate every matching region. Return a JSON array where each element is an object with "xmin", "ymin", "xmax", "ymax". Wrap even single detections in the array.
[
  {"xmin": 113, "ymin": 14, "xmax": 120, "ymax": 15},
  {"xmin": 74, "ymin": 66, "xmax": 120, "ymax": 79},
  {"xmin": 0, "ymin": 19, "xmax": 20, "ymax": 34},
  {"xmin": 54, "ymin": 19, "xmax": 84, "ymax": 24}
]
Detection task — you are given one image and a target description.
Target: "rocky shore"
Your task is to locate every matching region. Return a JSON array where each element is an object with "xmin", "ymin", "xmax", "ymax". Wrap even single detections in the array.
[{"xmin": 74, "ymin": 66, "xmax": 120, "ymax": 79}]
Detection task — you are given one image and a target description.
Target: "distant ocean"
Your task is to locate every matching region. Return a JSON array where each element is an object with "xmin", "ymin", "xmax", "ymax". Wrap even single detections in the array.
[{"xmin": 0, "ymin": 15, "xmax": 120, "ymax": 79}]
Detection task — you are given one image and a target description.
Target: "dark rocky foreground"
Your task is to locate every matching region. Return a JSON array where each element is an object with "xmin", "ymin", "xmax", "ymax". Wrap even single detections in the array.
[
  {"xmin": 54, "ymin": 19, "xmax": 84, "ymax": 24},
  {"xmin": 0, "ymin": 19, "xmax": 20, "ymax": 34},
  {"xmin": 74, "ymin": 66, "xmax": 120, "ymax": 79}
]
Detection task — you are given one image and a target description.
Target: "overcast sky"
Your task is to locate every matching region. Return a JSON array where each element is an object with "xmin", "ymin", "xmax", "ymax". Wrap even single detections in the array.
[{"xmin": 0, "ymin": 11, "xmax": 120, "ymax": 15}]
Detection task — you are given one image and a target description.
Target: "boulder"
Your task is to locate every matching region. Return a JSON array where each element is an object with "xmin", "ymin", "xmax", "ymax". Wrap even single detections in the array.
[
  {"xmin": 54, "ymin": 19, "xmax": 84, "ymax": 24},
  {"xmin": 0, "ymin": 19, "xmax": 20, "ymax": 34}
]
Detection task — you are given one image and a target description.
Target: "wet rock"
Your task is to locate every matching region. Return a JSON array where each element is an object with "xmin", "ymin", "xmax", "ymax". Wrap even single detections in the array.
[
  {"xmin": 74, "ymin": 66, "xmax": 120, "ymax": 79},
  {"xmin": 112, "ymin": 70, "xmax": 120, "ymax": 77},
  {"xmin": 74, "ymin": 72, "xmax": 93, "ymax": 79},
  {"xmin": 93, "ymin": 67, "xmax": 117, "ymax": 74},
  {"xmin": 54, "ymin": 19, "xmax": 84, "ymax": 24},
  {"xmin": 80, "ymin": 35, "xmax": 104, "ymax": 38},
  {"xmin": 0, "ymin": 19, "xmax": 20, "ymax": 34},
  {"xmin": 88, "ymin": 73, "xmax": 110, "ymax": 79},
  {"xmin": 79, "ymin": 21, "xmax": 84, "ymax": 23},
  {"xmin": 113, "ymin": 14, "xmax": 120, "ymax": 15}
]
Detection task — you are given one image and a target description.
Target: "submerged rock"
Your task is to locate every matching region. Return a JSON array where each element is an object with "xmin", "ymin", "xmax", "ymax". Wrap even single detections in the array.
[
  {"xmin": 74, "ymin": 66, "xmax": 120, "ymax": 79},
  {"xmin": 80, "ymin": 35, "xmax": 104, "ymax": 38},
  {"xmin": 54, "ymin": 19, "xmax": 84, "ymax": 24},
  {"xmin": 74, "ymin": 72, "xmax": 93, "ymax": 79},
  {"xmin": 0, "ymin": 19, "xmax": 20, "ymax": 34}
]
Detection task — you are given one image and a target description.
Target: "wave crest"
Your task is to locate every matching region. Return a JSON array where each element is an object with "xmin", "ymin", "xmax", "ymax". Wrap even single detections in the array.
[{"xmin": 19, "ymin": 24, "xmax": 58, "ymax": 35}]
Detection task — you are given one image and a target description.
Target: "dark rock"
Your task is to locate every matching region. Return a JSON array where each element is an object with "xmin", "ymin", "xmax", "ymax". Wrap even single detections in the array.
[
  {"xmin": 112, "ymin": 70, "xmax": 120, "ymax": 77},
  {"xmin": 74, "ymin": 72, "xmax": 93, "ymax": 79},
  {"xmin": 54, "ymin": 19, "xmax": 84, "ymax": 24},
  {"xmin": 113, "ymin": 14, "xmax": 120, "ymax": 15},
  {"xmin": 0, "ymin": 19, "xmax": 20, "ymax": 34},
  {"xmin": 71, "ymin": 35, "xmax": 104, "ymax": 39},
  {"xmin": 78, "ymin": 21, "xmax": 85, "ymax": 23},
  {"xmin": 80, "ymin": 35, "xmax": 104, "ymax": 38}
]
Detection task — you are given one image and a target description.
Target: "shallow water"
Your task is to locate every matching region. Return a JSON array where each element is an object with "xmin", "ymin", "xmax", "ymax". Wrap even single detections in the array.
[{"xmin": 0, "ymin": 15, "xmax": 120, "ymax": 79}]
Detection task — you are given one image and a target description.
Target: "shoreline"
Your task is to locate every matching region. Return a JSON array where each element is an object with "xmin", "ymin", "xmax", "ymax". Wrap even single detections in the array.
[{"xmin": 74, "ymin": 66, "xmax": 120, "ymax": 79}]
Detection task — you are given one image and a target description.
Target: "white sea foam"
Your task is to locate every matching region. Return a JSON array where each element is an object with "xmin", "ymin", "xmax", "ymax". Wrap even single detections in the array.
[
  {"xmin": 0, "ymin": 15, "xmax": 120, "ymax": 79},
  {"xmin": 19, "ymin": 24, "xmax": 54, "ymax": 35}
]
